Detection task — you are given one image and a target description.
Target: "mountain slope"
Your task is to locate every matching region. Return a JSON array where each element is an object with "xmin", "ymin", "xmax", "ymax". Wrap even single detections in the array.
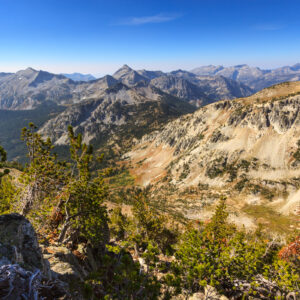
[
  {"xmin": 165, "ymin": 70, "xmax": 253, "ymax": 100},
  {"xmin": 126, "ymin": 81, "xmax": 300, "ymax": 229},
  {"xmin": 114, "ymin": 66, "xmax": 253, "ymax": 103},
  {"xmin": 0, "ymin": 68, "xmax": 76, "ymax": 110},
  {"xmin": 0, "ymin": 69, "xmax": 119, "ymax": 110},
  {"xmin": 150, "ymin": 75, "xmax": 210, "ymax": 106},
  {"xmin": 137, "ymin": 69, "xmax": 165, "ymax": 80},
  {"xmin": 193, "ymin": 75, "xmax": 253, "ymax": 100},
  {"xmin": 39, "ymin": 83, "xmax": 196, "ymax": 151},
  {"xmin": 113, "ymin": 65, "xmax": 150, "ymax": 86}
]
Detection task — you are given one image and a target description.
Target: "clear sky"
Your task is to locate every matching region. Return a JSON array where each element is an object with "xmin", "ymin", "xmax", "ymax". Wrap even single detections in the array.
[{"xmin": 0, "ymin": 0, "xmax": 299, "ymax": 76}]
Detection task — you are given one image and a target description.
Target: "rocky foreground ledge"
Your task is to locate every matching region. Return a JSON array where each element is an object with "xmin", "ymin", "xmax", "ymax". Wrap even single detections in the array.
[{"xmin": 0, "ymin": 213, "xmax": 70, "ymax": 299}]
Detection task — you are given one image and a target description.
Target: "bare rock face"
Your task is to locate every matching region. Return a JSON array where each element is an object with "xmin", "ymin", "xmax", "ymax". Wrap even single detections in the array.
[
  {"xmin": 0, "ymin": 264, "xmax": 69, "ymax": 300},
  {"xmin": 150, "ymin": 75, "xmax": 209, "ymax": 106},
  {"xmin": 39, "ymin": 83, "xmax": 196, "ymax": 146},
  {"xmin": 0, "ymin": 213, "xmax": 70, "ymax": 299},
  {"xmin": 0, "ymin": 213, "xmax": 44, "ymax": 271},
  {"xmin": 126, "ymin": 82, "xmax": 300, "ymax": 224}
]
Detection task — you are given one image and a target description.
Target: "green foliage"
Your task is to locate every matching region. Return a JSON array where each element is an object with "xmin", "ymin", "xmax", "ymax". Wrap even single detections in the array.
[
  {"xmin": 173, "ymin": 198, "xmax": 235, "ymax": 293},
  {"xmin": 142, "ymin": 242, "xmax": 160, "ymax": 273},
  {"xmin": 293, "ymin": 139, "xmax": 300, "ymax": 161},
  {"xmin": 57, "ymin": 126, "xmax": 108, "ymax": 247},
  {"xmin": 0, "ymin": 144, "xmax": 9, "ymax": 178},
  {"xmin": 0, "ymin": 174, "xmax": 18, "ymax": 214},
  {"xmin": 109, "ymin": 207, "xmax": 129, "ymax": 240},
  {"xmin": 0, "ymin": 145, "xmax": 7, "ymax": 162},
  {"xmin": 20, "ymin": 122, "xmax": 67, "ymax": 217},
  {"xmin": 84, "ymin": 244, "xmax": 161, "ymax": 299},
  {"xmin": 16, "ymin": 123, "xmax": 108, "ymax": 247},
  {"xmin": 179, "ymin": 163, "xmax": 190, "ymax": 180},
  {"xmin": 171, "ymin": 198, "xmax": 299, "ymax": 298},
  {"xmin": 234, "ymin": 177, "xmax": 248, "ymax": 191},
  {"xmin": 131, "ymin": 191, "xmax": 178, "ymax": 254},
  {"xmin": 264, "ymin": 258, "xmax": 300, "ymax": 293},
  {"xmin": 108, "ymin": 169, "xmax": 135, "ymax": 187},
  {"xmin": 0, "ymin": 144, "xmax": 17, "ymax": 214}
]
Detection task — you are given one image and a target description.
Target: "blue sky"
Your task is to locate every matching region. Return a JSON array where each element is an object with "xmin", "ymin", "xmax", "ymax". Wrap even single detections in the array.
[{"xmin": 0, "ymin": 0, "xmax": 299, "ymax": 76}]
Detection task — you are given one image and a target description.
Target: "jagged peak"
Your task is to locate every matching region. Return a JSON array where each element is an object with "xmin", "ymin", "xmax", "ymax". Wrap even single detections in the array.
[
  {"xmin": 113, "ymin": 64, "xmax": 136, "ymax": 79},
  {"xmin": 115, "ymin": 64, "xmax": 133, "ymax": 73},
  {"xmin": 121, "ymin": 64, "xmax": 132, "ymax": 70},
  {"xmin": 28, "ymin": 70, "xmax": 67, "ymax": 87},
  {"xmin": 26, "ymin": 67, "xmax": 37, "ymax": 72},
  {"xmin": 16, "ymin": 67, "xmax": 38, "ymax": 76}
]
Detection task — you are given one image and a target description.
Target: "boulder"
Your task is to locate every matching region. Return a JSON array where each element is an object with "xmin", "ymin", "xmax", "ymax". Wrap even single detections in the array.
[
  {"xmin": 0, "ymin": 213, "xmax": 71, "ymax": 299},
  {"xmin": 188, "ymin": 292, "xmax": 205, "ymax": 299},
  {"xmin": 0, "ymin": 213, "xmax": 45, "ymax": 272},
  {"xmin": 204, "ymin": 285, "xmax": 229, "ymax": 300},
  {"xmin": 0, "ymin": 264, "xmax": 69, "ymax": 300}
]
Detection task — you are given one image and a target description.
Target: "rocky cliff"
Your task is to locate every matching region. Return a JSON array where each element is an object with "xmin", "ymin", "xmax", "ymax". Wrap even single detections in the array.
[
  {"xmin": 39, "ymin": 83, "xmax": 196, "ymax": 149},
  {"xmin": 0, "ymin": 214, "xmax": 70, "ymax": 299},
  {"xmin": 126, "ymin": 82, "xmax": 300, "ymax": 231}
]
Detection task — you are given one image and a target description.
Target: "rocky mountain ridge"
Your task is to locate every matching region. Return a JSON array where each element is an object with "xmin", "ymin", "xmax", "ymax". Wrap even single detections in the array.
[
  {"xmin": 39, "ymin": 82, "xmax": 196, "ymax": 149},
  {"xmin": 125, "ymin": 81, "xmax": 300, "ymax": 231},
  {"xmin": 2, "ymin": 63, "xmax": 300, "ymax": 111},
  {"xmin": 0, "ymin": 68, "xmax": 121, "ymax": 110},
  {"xmin": 0, "ymin": 65, "xmax": 254, "ymax": 110},
  {"xmin": 191, "ymin": 63, "xmax": 300, "ymax": 91}
]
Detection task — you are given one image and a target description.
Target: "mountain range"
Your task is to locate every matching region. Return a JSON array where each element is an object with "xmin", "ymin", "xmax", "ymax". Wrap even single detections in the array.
[
  {"xmin": 0, "ymin": 65, "xmax": 253, "ymax": 111},
  {"xmin": 1, "ymin": 63, "xmax": 300, "ymax": 112},
  {"xmin": 191, "ymin": 63, "xmax": 300, "ymax": 91}
]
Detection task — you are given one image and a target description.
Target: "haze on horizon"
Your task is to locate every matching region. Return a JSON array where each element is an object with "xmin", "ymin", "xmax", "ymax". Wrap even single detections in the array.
[{"xmin": 0, "ymin": 0, "xmax": 299, "ymax": 76}]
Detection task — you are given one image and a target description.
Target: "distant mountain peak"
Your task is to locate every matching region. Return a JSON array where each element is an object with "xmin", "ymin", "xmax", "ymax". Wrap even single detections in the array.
[
  {"xmin": 115, "ymin": 64, "xmax": 133, "ymax": 73},
  {"xmin": 62, "ymin": 72, "xmax": 96, "ymax": 82},
  {"xmin": 113, "ymin": 64, "xmax": 134, "ymax": 78},
  {"xmin": 121, "ymin": 64, "xmax": 132, "ymax": 70},
  {"xmin": 234, "ymin": 64, "xmax": 248, "ymax": 68},
  {"xmin": 113, "ymin": 65, "xmax": 149, "ymax": 86},
  {"xmin": 26, "ymin": 67, "xmax": 37, "ymax": 72},
  {"xmin": 17, "ymin": 67, "xmax": 38, "ymax": 75}
]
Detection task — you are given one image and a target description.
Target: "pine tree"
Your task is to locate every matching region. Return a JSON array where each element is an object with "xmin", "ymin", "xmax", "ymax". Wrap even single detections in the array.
[
  {"xmin": 57, "ymin": 126, "xmax": 108, "ymax": 247},
  {"xmin": 20, "ymin": 122, "xmax": 66, "ymax": 216},
  {"xmin": 0, "ymin": 144, "xmax": 16, "ymax": 213}
]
